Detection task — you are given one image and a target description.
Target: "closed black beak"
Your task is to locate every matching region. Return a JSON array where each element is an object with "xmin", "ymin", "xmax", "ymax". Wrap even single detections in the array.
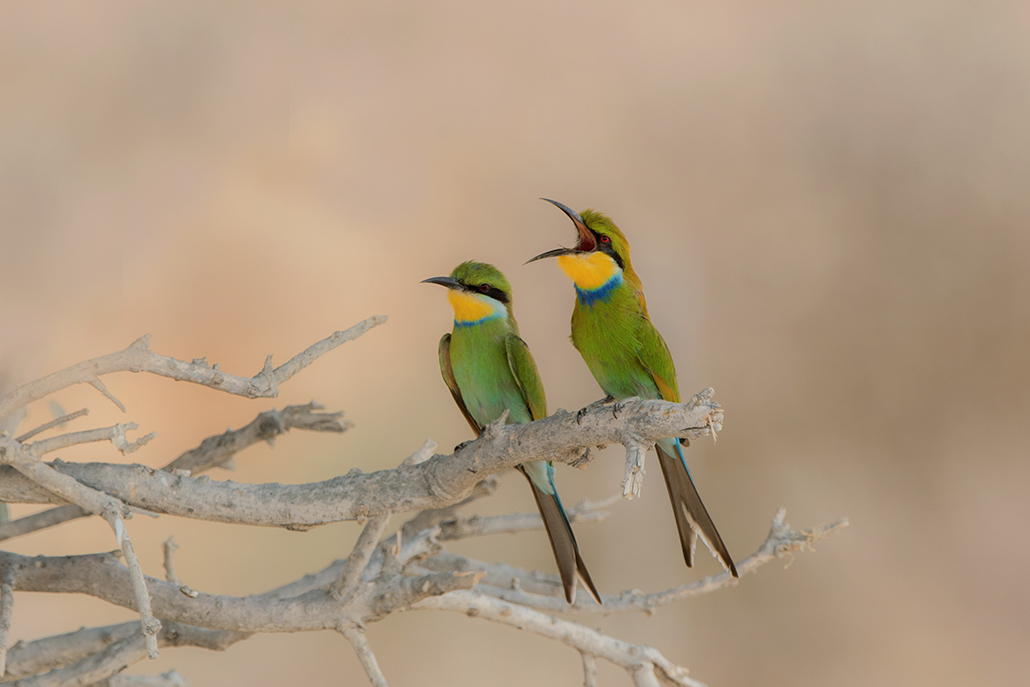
[{"xmin": 421, "ymin": 276, "xmax": 463, "ymax": 290}]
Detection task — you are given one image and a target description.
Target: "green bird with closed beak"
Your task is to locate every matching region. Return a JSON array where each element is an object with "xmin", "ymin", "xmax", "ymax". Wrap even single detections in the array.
[
  {"xmin": 528, "ymin": 200, "xmax": 738, "ymax": 577},
  {"xmin": 423, "ymin": 261, "xmax": 602, "ymax": 603}
]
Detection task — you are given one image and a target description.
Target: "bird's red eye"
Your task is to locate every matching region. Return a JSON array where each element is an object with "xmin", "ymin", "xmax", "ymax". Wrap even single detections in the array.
[
  {"xmin": 479, "ymin": 283, "xmax": 490, "ymax": 293},
  {"xmin": 600, "ymin": 235, "xmax": 611, "ymax": 244}
]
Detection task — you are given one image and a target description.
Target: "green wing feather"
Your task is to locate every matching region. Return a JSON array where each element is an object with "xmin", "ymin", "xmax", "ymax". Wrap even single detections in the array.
[
  {"xmin": 504, "ymin": 332, "xmax": 601, "ymax": 603},
  {"xmin": 438, "ymin": 333, "xmax": 483, "ymax": 436},
  {"xmin": 504, "ymin": 334, "xmax": 548, "ymax": 422},
  {"xmin": 635, "ymin": 318, "xmax": 681, "ymax": 403}
]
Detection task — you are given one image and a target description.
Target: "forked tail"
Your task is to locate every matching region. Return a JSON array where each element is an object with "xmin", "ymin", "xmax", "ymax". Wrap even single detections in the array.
[
  {"xmin": 655, "ymin": 438, "xmax": 738, "ymax": 577},
  {"xmin": 519, "ymin": 463, "xmax": 603, "ymax": 604}
]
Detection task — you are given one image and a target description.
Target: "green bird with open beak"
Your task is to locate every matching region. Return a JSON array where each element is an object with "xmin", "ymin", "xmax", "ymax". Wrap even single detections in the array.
[{"xmin": 528, "ymin": 200, "xmax": 738, "ymax": 578}]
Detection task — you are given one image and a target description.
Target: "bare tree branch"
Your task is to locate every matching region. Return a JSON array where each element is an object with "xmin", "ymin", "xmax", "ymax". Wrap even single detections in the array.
[
  {"xmin": 412, "ymin": 592, "xmax": 706, "ymax": 687},
  {"xmin": 581, "ymin": 651, "xmax": 598, "ymax": 687},
  {"xmin": 332, "ymin": 439, "xmax": 442, "ymax": 602},
  {"xmin": 89, "ymin": 378, "xmax": 126, "ymax": 413},
  {"xmin": 0, "ymin": 510, "xmax": 841, "ymax": 635},
  {"xmin": 0, "ymin": 393, "xmax": 723, "ymax": 528},
  {"xmin": 165, "ymin": 402, "xmax": 349, "ymax": 475},
  {"xmin": 163, "ymin": 536, "xmax": 180, "ymax": 585},
  {"xmin": 399, "ymin": 475, "xmax": 500, "ymax": 539},
  {"xmin": 0, "ymin": 504, "xmax": 83, "ymax": 542},
  {"xmin": 621, "ymin": 433, "xmax": 649, "ymax": 499},
  {"xmin": 5, "ymin": 622, "xmax": 247, "ymax": 681},
  {"xmin": 0, "ymin": 527, "xmax": 470, "ymax": 634},
  {"xmin": 400, "ymin": 438, "xmax": 437, "ymax": 467},
  {"xmin": 2, "ymin": 621, "xmax": 247, "ymax": 686},
  {"xmin": 414, "ymin": 552, "xmax": 569, "ymax": 598},
  {"xmin": 0, "ymin": 403, "xmax": 349, "ymax": 542},
  {"xmin": 0, "ymin": 566, "xmax": 13, "ymax": 677},
  {"xmin": 0, "ymin": 321, "xmax": 846, "ymax": 687},
  {"xmin": 436, "ymin": 498, "xmax": 614, "ymax": 541},
  {"xmin": 339, "ymin": 628, "xmax": 388, "ymax": 687},
  {"xmin": 2, "ymin": 632, "xmax": 147, "ymax": 687},
  {"xmin": 30, "ymin": 422, "xmax": 155, "ymax": 456},
  {"xmin": 0, "ymin": 316, "xmax": 387, "ymax": 422},
  {"xmin": 14, "ymin": 408, "xmax": 89, "ymax": 442},
  {"xmin": 6, "ymin": 623, "xmax": 139, "ymax": 680},
  {"xmin": 0, "ymin": 480, "xmax": 844, "ymax": 686},
  {"xmin": 421, "ymin": 510, "xmax": 849, "ymax": 615},
  {"xmin": 255, "ymin": 525, "xmax": 444, "ymax": 605},
  {"xmin": 0, "ymin": 438, "xmax": 161, "ymax": 658},
  {"xmin": 331, "ymin": 514, "xmax": 391, "ymax": 602},
  {"xmin": 93, "ymin": 669, "xmax": 189, "ymax": 687}
]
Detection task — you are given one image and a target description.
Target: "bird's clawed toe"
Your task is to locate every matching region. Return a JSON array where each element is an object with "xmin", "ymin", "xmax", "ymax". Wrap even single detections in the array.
[{"xmin": 576, "ymin": 396, "xmax": 617, "ymax": 424}]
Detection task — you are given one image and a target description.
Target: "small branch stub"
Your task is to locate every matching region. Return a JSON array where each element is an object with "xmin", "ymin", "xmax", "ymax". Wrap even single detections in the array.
[
  {"xmin": 621, "ymin": 438, "xmax": 648, "ymax": 500},
  {"xmin": 163, "ymin": 537, "xmax": 180, "ymax": 585},
  {"xmin": 341, "ymin": 627, "xmax": 389, "ymax": 687},
  {"xmin": 0, "ymin": 565, "xmax": 15, "ymax": 677}
]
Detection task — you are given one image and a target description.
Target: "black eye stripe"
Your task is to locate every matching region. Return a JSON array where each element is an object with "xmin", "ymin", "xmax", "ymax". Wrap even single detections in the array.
[
  {"xmin": 461, "ymin": 281, "xmax": 509, "ymax": 304},
  {"xmin": 590, "ymin": 230, "xmax": 624, "ymax": 269}
]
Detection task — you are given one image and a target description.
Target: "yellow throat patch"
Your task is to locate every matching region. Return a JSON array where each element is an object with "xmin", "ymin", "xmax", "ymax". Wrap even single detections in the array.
[
  {"xmin": 447, "ymin": 289, "xmax": 504, "ymax": 324},
  {"xmin": 556, "ymin": 251, "xmax": 620, "ymax": 290}
]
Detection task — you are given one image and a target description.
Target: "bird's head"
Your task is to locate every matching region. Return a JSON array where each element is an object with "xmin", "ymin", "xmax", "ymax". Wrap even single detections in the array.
[
  {"xmin": 422, "ymin": 261, "xmax": 514, "ymax": 326},
  {"xmin": 527, "ymin": 199, "xmax": 634, "ymax": 292}
]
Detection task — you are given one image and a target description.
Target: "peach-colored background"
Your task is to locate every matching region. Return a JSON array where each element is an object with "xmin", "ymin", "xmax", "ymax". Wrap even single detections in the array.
[{"xmin": 2, "ymin": 2, "xmax": 1027, "ymax": 685}]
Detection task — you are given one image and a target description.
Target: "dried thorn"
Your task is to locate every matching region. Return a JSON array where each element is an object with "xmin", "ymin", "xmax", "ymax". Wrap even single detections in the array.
[
  {"xmin": 129, "ymin": 334, "xmax": 152, "ymax": 351},
  {"xmin": 482, "ymin": 410, "xmax": 509, "ymax": 440},
  {"xmin": 259, "ymin": 354, "xmax": 275, "ymax": 377},
  {"xmin": 707, "ymin": 413, "xmax": 719, "ymax": 443},
  {"xmin": 89, "ymin": 378, "xmax": 126, "ymax": 413}
]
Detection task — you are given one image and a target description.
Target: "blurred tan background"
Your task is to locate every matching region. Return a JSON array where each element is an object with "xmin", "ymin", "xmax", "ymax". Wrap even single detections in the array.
[{"xmin": 2, "ymin": 1, "xmax": 1028, "ymax": 685}]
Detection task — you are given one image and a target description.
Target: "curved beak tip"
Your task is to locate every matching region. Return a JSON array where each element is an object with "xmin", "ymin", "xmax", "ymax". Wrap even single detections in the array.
[
  {"xmin": 539, "ymin": 197, "xmax": 595, "ymax": 253},
  {"xmin": 421, "ymin": 276, "xmax": 459, "ymax": 288},
  {"xmin": 539, "ymin": 197, "xmax": 582, "ymax": 222},
  {"xmin": 526, "ymin": 247, "xmax": 578, "ymax": 264}
]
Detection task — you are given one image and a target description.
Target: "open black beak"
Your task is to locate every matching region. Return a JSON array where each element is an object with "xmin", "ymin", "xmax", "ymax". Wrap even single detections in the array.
[
  {"xmin": 421, "ymin": 276, "xmax": 463, "ymax": 290},
  {"xmin": 525, "ymin": 246, "xmax": 580, "ymax": 264},
  {"xmin": 526, "ymin": 198, "xmax": 597, "ymax": 264}
]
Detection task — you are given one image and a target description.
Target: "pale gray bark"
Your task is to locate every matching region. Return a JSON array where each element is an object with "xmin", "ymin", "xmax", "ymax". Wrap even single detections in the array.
[
  {"xmin": 0, "ymin": 319, "xmax": 847, "ymax": 687},
  {"xmin": 0, "ymin": 394, "xmax": 722, "ymax": 526},
  {"xmin": 0, "ymin": 403, "xmax": 348, "ymax": 542}
]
